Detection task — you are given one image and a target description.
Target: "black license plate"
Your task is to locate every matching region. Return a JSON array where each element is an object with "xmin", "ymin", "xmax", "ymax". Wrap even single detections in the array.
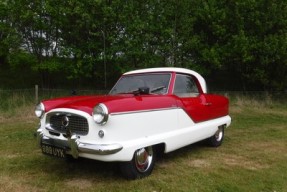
[{"xmin": 41, "ymin": 144, "xmax": 66, "ymax": 158}]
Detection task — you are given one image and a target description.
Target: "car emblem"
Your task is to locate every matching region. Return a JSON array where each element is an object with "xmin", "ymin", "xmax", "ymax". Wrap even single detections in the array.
[{"xmin": 61, "ymin": 116, "xmax": 69, "ymax": 127}]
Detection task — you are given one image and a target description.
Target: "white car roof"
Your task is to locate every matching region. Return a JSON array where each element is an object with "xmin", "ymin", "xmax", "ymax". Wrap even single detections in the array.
[{"xmin": 124, "ymin": 67, "xmax": 207, "ymax": 93}]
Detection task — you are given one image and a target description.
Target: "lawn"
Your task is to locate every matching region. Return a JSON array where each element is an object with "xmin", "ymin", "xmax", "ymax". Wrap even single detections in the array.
[{"xmin": 0, "ymin": 97, "xmax": 286, "ymax": 192}]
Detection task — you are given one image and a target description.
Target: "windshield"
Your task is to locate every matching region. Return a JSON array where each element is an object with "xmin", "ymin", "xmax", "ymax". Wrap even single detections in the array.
[{"xmin": 109, "ymin": 73, "xmax": 171, "ymax": 95}]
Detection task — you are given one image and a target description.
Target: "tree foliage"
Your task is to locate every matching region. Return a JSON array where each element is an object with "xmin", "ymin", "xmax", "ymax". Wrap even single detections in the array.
[{"xmin": 1, "ymin": 0, "xmax": 287, "ymax": 90}]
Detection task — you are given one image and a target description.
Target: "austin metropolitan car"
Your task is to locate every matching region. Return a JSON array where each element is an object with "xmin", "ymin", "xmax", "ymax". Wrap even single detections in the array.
[{"xmin": 35, "ymin": 67, "xmax": 231, "ymax": 179}]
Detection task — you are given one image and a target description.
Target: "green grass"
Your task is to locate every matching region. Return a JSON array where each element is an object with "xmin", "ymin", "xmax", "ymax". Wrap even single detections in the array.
[{"xmin": 0, "ymin": 95, "xmax": 287, "ymax": 192}]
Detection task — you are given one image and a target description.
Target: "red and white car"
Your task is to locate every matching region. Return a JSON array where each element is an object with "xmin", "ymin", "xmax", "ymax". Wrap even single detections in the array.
[{"xmin": 35, "ymin": 67, "xmax": 231, "ymax": 179}]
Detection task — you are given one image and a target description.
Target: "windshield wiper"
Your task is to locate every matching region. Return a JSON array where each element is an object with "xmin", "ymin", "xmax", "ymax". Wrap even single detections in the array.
[
  {"xmin": 118, "ymin": 87, "xmax": 150, "ymax": 95},
  {"xmin": 150, "ymin": 86, "xmax": 166, "ymax": 93}
]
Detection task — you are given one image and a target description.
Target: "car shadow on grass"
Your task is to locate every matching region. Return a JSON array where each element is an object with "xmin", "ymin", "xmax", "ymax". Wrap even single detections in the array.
[
  {"xmin": 38, "ymin": 155, "xmax": 123, "ymax": 181},
  {"xmin": 37, "ymin": 139, "xmax": 222, "ymax": 180}
]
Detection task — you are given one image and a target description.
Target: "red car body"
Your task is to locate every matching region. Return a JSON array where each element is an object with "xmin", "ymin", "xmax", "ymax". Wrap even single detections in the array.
[{"xmin": 35, "ymin": 67, "xmax": 231, "ymax": 179}]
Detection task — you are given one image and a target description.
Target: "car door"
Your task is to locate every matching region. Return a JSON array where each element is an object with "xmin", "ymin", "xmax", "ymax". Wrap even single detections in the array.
[{"xmin": 173, "ymin": 73, "xmax": 211, "ymax": 123}]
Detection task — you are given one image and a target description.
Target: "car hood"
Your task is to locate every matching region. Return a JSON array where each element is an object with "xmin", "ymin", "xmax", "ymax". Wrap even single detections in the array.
[{"xmin": 43, "ymin": 94, "xmax": 178, "ymax": 115}]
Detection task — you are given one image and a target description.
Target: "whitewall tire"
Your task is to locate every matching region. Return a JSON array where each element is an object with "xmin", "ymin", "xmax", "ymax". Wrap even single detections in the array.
[{"xmin": 120, "ymin": 146, "xmax": 155, "ymax": 179}]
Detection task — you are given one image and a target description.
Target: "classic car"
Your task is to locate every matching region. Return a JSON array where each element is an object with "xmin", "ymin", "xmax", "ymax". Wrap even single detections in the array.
[{"xmin": 35, "ymin": 67, "xmax": 231, "ymax": 179}]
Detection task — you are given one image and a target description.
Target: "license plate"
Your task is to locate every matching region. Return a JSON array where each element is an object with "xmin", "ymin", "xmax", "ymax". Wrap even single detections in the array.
[{"xmin": 41, "ymin": 144, "xmax": 66, "ymax": 158}]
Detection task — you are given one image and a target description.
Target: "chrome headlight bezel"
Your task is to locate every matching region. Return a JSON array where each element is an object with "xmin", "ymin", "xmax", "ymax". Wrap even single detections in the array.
[
  {"xmin": 93, "ymin": 103, "xmax": 109, "ymax": 125},
  {"xmin": 35, "ymin": 102, "xmax": 45, "ymax": 118}
]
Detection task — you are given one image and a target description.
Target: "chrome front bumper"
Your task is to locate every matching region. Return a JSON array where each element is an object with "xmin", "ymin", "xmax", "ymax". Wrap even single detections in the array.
[{"xmin": 36, "ymin": 128, "xmax": 123, "ymax": 158}]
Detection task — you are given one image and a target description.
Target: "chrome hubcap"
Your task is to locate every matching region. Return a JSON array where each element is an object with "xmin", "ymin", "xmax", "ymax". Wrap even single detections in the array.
[
  {"xmin": 215, "ymin": 127, "xmax": 223, "ymax": 142},
  {"xmin": 135, "ymin": 147, "xmax": 153, "ymax": 173}
]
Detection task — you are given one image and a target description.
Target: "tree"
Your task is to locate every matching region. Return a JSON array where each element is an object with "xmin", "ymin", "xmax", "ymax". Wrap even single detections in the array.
[
  {"xmin": 1, "ymin": 0, "xmax": 287, "ymax": 91},
  {"xmin": 0, "ymin": 0, "xmax": 21, "ymax": 65}
]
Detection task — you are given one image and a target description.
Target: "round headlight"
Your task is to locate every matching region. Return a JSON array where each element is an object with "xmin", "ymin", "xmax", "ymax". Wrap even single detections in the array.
[
  {"xmin": 35, "ymin": 103, "xmax": 45, "ymax": 118},
  {"xmin": 93, "ymin": 103, "xmax": 109, "ymax": 124}
]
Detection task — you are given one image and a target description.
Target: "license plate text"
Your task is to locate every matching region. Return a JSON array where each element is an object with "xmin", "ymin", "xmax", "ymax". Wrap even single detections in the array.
[{"xmin": 42, "ymin": 144, "xmax": 65, "ymax": 158}]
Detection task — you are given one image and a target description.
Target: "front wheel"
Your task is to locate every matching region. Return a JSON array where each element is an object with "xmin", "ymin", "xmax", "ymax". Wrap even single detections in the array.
[
  {"xmin": 208, "ymin": 126, "xmax": 225, "ymax": 147},
  {"xmin": 120, "ymin": 146, "xmax": 155, "ymax": 179}
]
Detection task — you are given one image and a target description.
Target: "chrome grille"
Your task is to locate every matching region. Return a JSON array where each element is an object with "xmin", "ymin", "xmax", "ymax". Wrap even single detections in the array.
[{"xmin": 48, "ymin": 113, "xmax": 88, "ymax": 135}]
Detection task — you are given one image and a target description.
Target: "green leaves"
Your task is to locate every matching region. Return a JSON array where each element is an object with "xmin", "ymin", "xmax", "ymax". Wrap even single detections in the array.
[{"xmin": 1, "ymin": 0, "xmax": 287, "ymax": 90}]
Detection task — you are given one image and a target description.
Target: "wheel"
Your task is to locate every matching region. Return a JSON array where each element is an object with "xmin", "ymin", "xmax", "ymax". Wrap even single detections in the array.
[
  {"xmin": 120, "ymin": 146, "xmax": 155, "ymax": 179},
  {"xmin": 208, "ymin": 126, "xmax": 225, "ymax": 147}
]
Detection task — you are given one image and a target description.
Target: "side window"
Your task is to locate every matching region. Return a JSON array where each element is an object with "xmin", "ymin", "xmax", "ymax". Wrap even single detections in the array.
[{"xmin": 173, "ymin": 74, "xmax": 199, "ymax": 97}]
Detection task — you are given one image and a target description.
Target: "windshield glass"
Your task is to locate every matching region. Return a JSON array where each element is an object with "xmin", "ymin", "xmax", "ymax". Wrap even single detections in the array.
[{"xmin": 109, "ymin": 73, "xmax": 171, "ymax": 95}]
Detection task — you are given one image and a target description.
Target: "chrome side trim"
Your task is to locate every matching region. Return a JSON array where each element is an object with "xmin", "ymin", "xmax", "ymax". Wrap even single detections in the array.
[{"xmin": 110, "ymin": 107, "xmax": 179, "ymax": 116}]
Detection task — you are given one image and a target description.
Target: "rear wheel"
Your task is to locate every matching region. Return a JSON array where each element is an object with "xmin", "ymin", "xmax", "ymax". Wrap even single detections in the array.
[
  {"xmin": 208, "ymin": 126, "xmax": 225, "ymax": 147},
  {"xmin": 120, "ymin": 146, "xmax": 155, "ymax": 179}
]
